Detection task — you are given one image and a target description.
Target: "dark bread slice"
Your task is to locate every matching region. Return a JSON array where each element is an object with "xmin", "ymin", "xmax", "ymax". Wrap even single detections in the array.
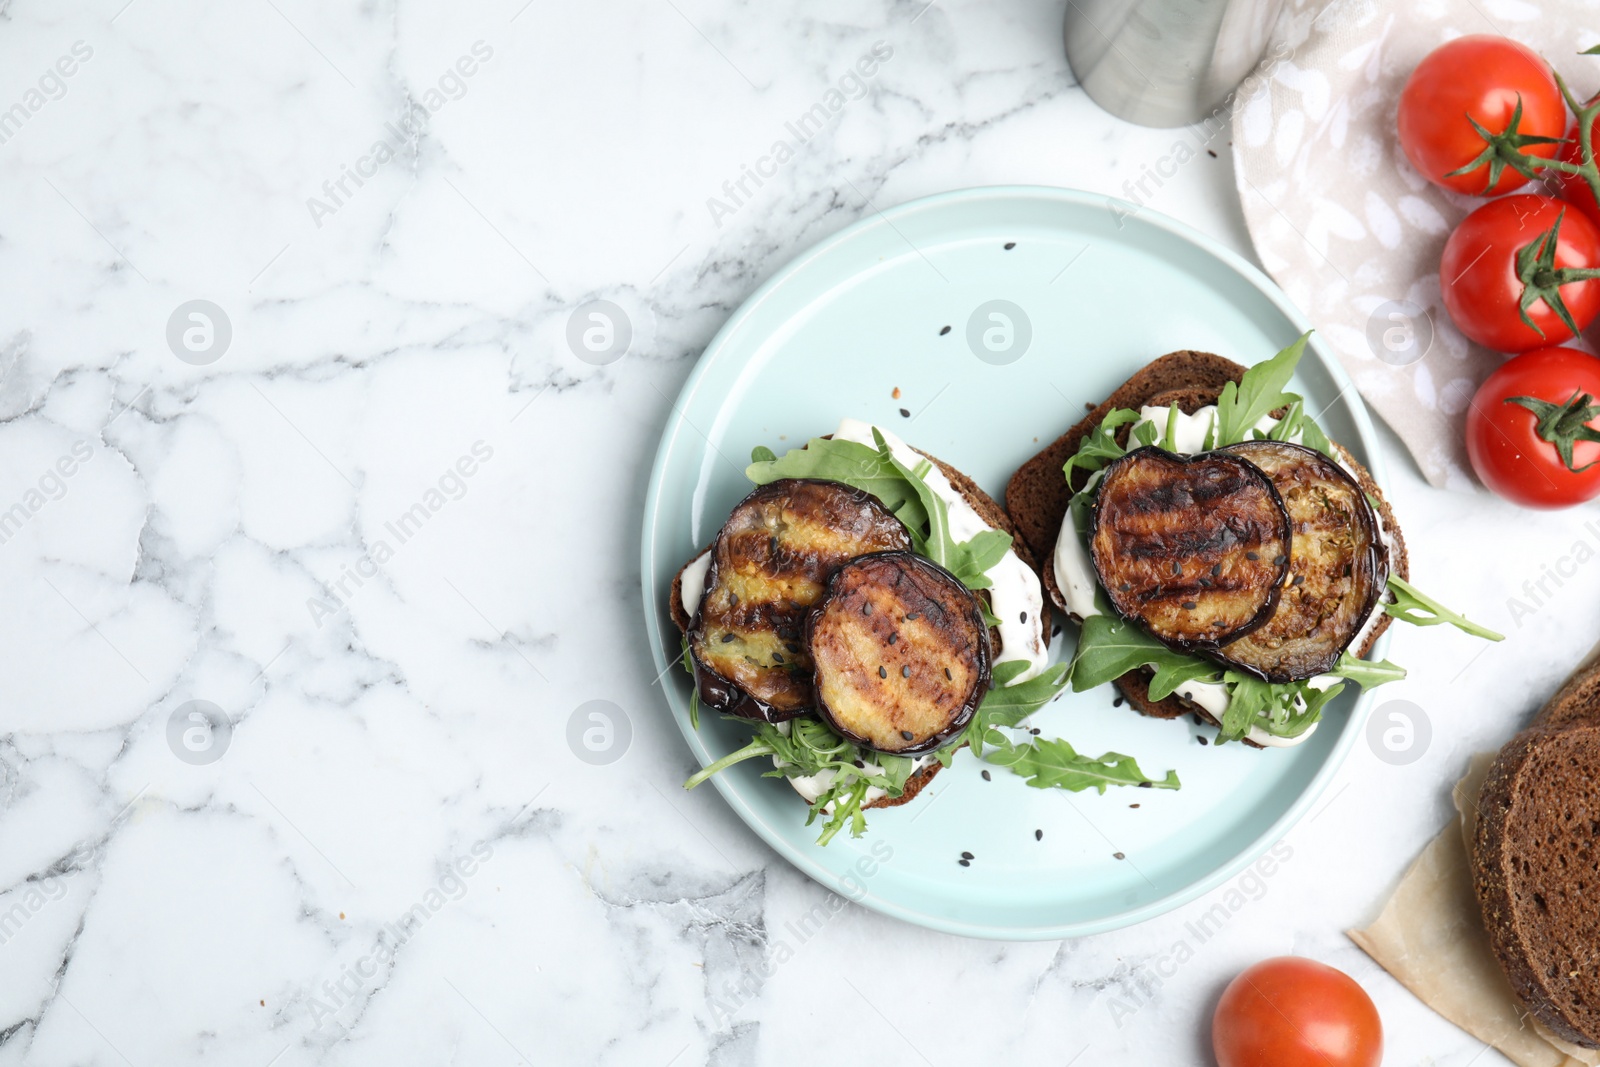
[
  {"xmin": 865, "ymin": 758, "xmax": 941, "ymax": 809},
  {"xmin": 1536, "ymin": 655, "xmax": 1600, "ymax": 728},
  {"xmin": 1009, "ymin": 351, "xmax": 1410, "ymax": 732},
  {"xmin": 1472, "ymin": 721, "xmax": 1600, "ymax": 1048}
]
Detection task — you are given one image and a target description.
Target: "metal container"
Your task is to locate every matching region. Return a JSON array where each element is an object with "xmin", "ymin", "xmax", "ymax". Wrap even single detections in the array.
[{"xmin": 1064, "ymin": 0, "xmax": 1287, "ymax": 128}]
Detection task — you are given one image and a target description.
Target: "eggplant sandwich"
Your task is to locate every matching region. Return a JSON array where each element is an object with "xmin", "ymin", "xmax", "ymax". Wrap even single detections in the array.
[
  {"xmin": 670, "ymin": 419, "xmax": 1179, "ymax": 844},
  {"xmin": 1005, "ymin": 335, "xmax": 1502, "ymax": 748}
]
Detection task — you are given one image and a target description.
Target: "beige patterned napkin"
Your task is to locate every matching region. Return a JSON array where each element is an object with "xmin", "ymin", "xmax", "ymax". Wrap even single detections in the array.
[{"xmin": 1231, "ymin": 0, "xmax": 1600, "ymax": 488}]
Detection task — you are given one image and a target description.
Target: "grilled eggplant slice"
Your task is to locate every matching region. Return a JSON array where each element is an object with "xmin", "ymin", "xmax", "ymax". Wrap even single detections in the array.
[
  {"xmin": 1090, "ymin": 447, "xmax": 1291, "ymax": 650},
  {"xmin": 689, "ymin": 479, "xmax": 911, "ymax": 721},
  {"xmin": 806, "ymin": 552, "xmax": 991, "ymax": 755},
  {"xmin": 1213, "ymin": 440, "xmax": 1388, "ymax": 682}
]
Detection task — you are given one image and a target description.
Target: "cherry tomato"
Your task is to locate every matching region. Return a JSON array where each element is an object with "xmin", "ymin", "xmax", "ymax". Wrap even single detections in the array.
[
  {"xmin": 1440, "ymin": 195, "xmax": 1600, "ymax": 352},
  {"xmin": 1213, "ymin": 957, "xmax": 1382, "ymax": 1067},
  {"xmin": 1398, "ymin": 35, "xmax": 1564, "ymax": 196},
  {"xmin": 1556, "ymin": 110, "xmax": 1600, "ymax": 225},
  {"xmin": 1466, "ymin": 346, "xmax": 1600, "ymax": 508}
]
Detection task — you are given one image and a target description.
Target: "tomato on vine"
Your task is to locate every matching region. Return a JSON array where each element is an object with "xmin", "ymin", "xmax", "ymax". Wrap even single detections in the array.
[
  {"xmin": 1440, "ymin": 196, "xmax": 1600, "ymax": 351},
  {"xmin": 1467, "ymin": 347, "xmax": 1600, "ymax": 508},
  {"xmin": 1397, "ymin": 36, "xmax": 1565, "ymax": 195}
]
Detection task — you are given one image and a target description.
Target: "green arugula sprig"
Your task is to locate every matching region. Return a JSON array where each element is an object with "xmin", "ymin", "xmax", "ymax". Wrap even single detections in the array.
[{"xmin": 1384, "ymin": 577, "xmax": 1505, "ymax": 641}]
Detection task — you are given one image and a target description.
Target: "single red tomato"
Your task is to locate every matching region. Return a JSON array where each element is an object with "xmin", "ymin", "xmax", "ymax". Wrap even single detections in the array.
[
  {"xmin": 1397, "ymin": 35, "xmax": 1564, "ymax": 196},
  {"xmin": 1466, "ymin": 346, "xmax": 1600, "ymax": 508},
  {"xmin": 1440, "ymin": 195, "xmax": 1600, "ymax": 351},
  {"xmin": 1213, "ymin": 957, "xmax": 1382, "ymax": 1067},
  {"xmin": 1556, "ymin": 109, "xmax": 1600, "ymax": 225}
]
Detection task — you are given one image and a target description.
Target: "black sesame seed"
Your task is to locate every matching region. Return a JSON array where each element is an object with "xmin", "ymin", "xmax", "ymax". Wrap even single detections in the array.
[
  {"xmin": 721, "ymin": 633, "xmax": 736, "ymax": 643},
  {"xmin": 939, "ymin": 325, "xmax": 951, "ymax": 336},
  {"xmin": 1113, "ymin": 851, "xmax": 1126, "ymax": 860},
  {"xmin": 1171, "ymin": 561, "xmax": 1181, "ymax": 575},
  {"xmin": 958, "ymin": 858, "xmax": 970, "ymax": 867},
  {"xmin": 905, "ymin": 612, "xmax": 921, "ymax": 621},
  {"xmin": 981, "ymin": 770, "xmax": 991, "ymax": 781},
  {"xmin": 729, "ymin": 592, "xmax": 739, "ymax": 605},
  {"xmin": 1246, "ymin": 551, "xmax": 1259, "ymax": 560},
  {"xmin": 1137, "ymin": 780, "xmax": 1153, "ymax": 788},
  {"xmin": 901, "ymin": 730, "xmax": 914, "ymax": 740},
  {"xmin": 943, "ymin": 667, "xmax": 952, "ymax": 680},
  {"xmin": 854, "ymin": 759, "xmax": 865, "ymax": 768},
  {"xmin": 879, "ymin": 666, "xmax": 887, "ymax": 679},
  {"xmin": 786, "ymin": 643, "xmax": 800, "ymax": 653},
  {"xmin": 899, "ymin": 408, "xmax": 910, "ymax": 418},
  {"xmin": 769, "ymin": 536, "xmax": 779, "ymax": 555},
  {"xmin": 1291, "ymin": 574, "xmax": 1305, "ymax": 586},
  {"xmin": 1052, "ymin": 624, "xmax": 1062, "ymax": 637},
  {"xmin": 1207, "ymin": 148, "xmax": 1217, "ymax": 158},
  {"xmin": 1181, "ymin": 601, "xmax": 1198, "ymax": 610},
  {"xmin": 1129, "ymin": 803, "xmax": 1140, "ymax": 809},
  {"xmin": 901, "ymin": 665, "xmax": 911, "ymax": 678},
  {"xmin": 1112, "ymin": 697, "xmax": 1124, "ymax": 707},
  {"xmin": 1274, "ymin": 554, "xmax": 1287, "ymax": 565},
  {"xmin": 1191, "ymin": 713, "xmax": 1204, "ymax": 725},
  {"xmin": 772, "ymin": 652, "xmax": 784, "ymax": 663},
  {"xmin": 961, "ymin": 851, "xmax": 974, "ymax": 860},
  {"xmin": 1197, "ymin": 735, "xmax": 1209, "ymax": 746},
  {"xmin": 1019, "ymin": 611, "xmax": 1028, "ymax": 623},
  {"xmin": 1120, "ymin": 582, "xmax": 1132, "ymax": 591},
  {"xmin": 1035, "ymin": 829, "xmax": 1043, "ymax": 841},
  {"xmin": 1211, "ymin": 563, "xmax": 1221, "ymax": 577},
  {"xmin": 888, "ymin": 633, "xmax": 898, "ymax": 645},
  {"xmin": 1003, "ymin": 241, "xmax": 1016, "ymax": 250},
  {"xmin": 863, "ymin": 602, "xmax": 872, "ymax": 616}
]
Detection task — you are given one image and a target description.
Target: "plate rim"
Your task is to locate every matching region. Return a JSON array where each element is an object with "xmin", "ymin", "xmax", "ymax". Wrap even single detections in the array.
[{"xmin": 638, "ymin": 183, "xmax": 1390, "ymax": 941}]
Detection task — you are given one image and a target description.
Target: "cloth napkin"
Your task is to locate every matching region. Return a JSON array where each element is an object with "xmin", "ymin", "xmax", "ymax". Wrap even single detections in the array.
[{"xmin": 1231, "ymin": 0, "xmax": 1600, "ymax": 489}]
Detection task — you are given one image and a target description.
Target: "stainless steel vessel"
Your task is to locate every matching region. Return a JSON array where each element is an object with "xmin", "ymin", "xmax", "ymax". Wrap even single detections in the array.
[{"xmin": 1064, "ymin": 0, "xmax": 1288, "ymax": 128}]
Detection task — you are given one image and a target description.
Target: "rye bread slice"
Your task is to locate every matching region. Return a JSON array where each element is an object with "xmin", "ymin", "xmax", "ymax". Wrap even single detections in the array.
[
  {"xmin": 1006, "ymin": 350, "xmax": 1409, "ymax": 730},
  {"xmin": 1537, "ymin": 655, "xmax": 1600, "ymax": 729},
  {"xmin": 1472, "ymin": 720, "xmax": 1600, "ymax": 1048}
]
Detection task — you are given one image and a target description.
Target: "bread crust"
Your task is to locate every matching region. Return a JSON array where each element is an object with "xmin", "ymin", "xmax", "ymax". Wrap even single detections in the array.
[
  {"xmin": 1472, "ymin": 721, "xmax": 1600, "ymax": 1048},
  {"xmin": 1008, "ymin": 350, "xmax": 1410, "ymax": 733}
]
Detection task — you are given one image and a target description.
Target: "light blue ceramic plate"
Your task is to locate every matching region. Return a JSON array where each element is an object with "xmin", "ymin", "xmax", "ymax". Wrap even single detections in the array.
[{"xmin": 639, "ymin": 186, "xmax": 1390, "ymax": 940}]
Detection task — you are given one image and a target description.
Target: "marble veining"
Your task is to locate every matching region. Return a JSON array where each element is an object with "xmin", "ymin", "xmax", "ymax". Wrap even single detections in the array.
[{"xmin": 0, "ymin": 0, "xmax": 1588, "ymax": 1064}]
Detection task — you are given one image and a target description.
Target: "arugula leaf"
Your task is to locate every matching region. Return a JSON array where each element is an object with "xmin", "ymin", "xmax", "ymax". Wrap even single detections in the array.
[
  {"xmin": 1063, "ymin": 408, "xmax": 1141, "ymax": 487},
  {"xmin": 680, "ymin": 636, "xmax": 701, "ymax": 731},
  {"xmin": 1132, "ymin": 420, "xmax": 1159, "ymax": 448},
  {"xmin": 1384, "ymin": 576, "xmax": 1504, "ymax": 641},
  {"xmin": 983, "ymin": 737, "xmax": 1180, "ymax": 793},
  {"xmin": 1148, "ymin": 658, "xmax": 1223, "ymax": 702},
  {"xmin": 1069, "ymin": 614, "xmax": 1210, "ymax": 693},
  {"xmin": 1161, "ymin": 404, "xmax": 1181, "ymax": 451},
  {"xmin": 1327, "ymin": 650, "xmax": 1406, "ymax": 688},
  {"xmin": 1214, "ymin": 332, "xmax": 1311, "ymax": 446},
  {"xmin": 1299, "ymin": 414, "xmax": 1335, "ymax": 458},
  {"xmin": 960, "ymin": 661, "xmax": 1070, "ymax": 757},
  {"xmin": 748, "ymin": 436, "xmax": 929, "ymax": 533},
  {"xmin": 750, "ymin": 444, "xmax": 777, "ymax": 464}
]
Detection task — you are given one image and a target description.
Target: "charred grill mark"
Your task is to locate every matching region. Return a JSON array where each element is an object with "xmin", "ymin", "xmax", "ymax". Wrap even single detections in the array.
[
  {"xmin": 806, "ymin": 551, "xmax": 991, "ymax": 755},
  {"xmin": 1213, "ymin": 441, "xmax": 1388, "ymax": 682},
  {"xmin": 1090, "ymin": 447, "xmax": 1291, "ymax": 650},
  {"xmin": 689, "ymin": 480, "xmax": 912, "ymax": 721}
]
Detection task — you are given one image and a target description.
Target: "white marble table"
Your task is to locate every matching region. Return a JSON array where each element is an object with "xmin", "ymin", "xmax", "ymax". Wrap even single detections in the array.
[{"xmin": 0, "ymin": 0, "xmax": 1591, "ymax": 1063}]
